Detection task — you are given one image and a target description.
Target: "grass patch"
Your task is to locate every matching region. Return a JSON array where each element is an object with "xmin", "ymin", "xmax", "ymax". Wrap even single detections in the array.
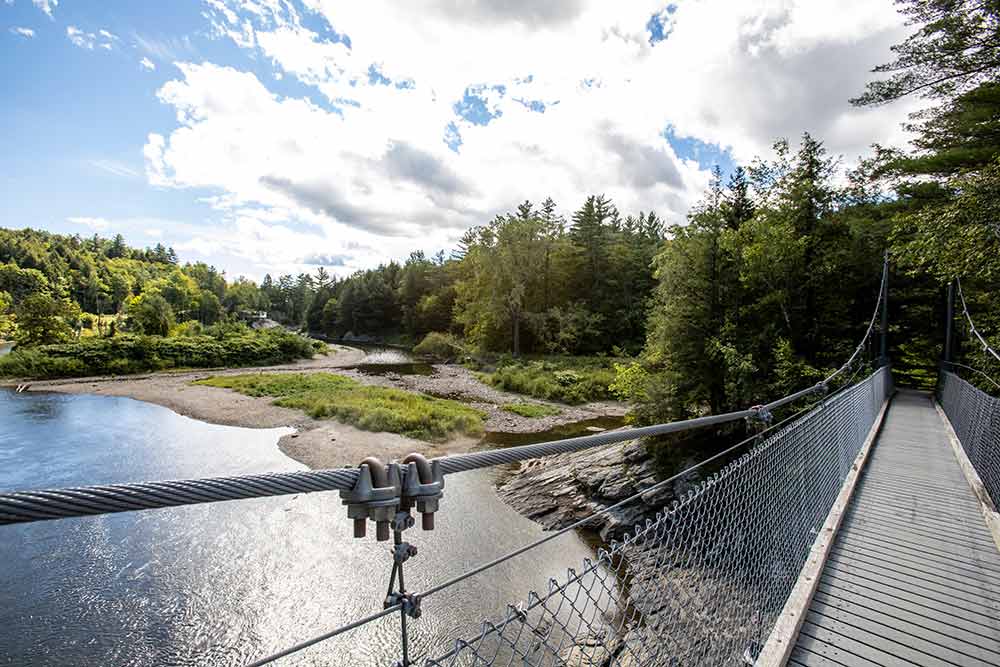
[
  {"xmin": 479, "ymin": 356, "xmax": 624, "ymax": 404},
  {"xmin": 501, "ymin": 402, "xmax": 562, "ymax": 418},
  {"xmin": 194, "ymin": 373, "xmax": 484, "ymax": 441}
]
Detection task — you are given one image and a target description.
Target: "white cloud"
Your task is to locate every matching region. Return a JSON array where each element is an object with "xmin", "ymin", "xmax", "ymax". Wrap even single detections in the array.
[
  {"xmin": 10, "ymin": 27, "xmax": 35, "ymax": 38},
  {"xmin": 144, "ymin": 0, "xmax": 918, "ymax": 270},
  {"xmin": 67, "ymin": 25, "xmax": 118, "ymax": 50},
  {"xmin": 89, "ymin": 159, "xmax": 141, "ymax": 179},
  {"xmin": 140, "ymin": 56, "xmax": 156, "ymax": 71},
  {"xmin": 32, "ymin": 0, "xmax": 56, "ymax": 18},
  {"xmin": 67, "ymin": 216, "xmax": 111, "ymax": 231}
]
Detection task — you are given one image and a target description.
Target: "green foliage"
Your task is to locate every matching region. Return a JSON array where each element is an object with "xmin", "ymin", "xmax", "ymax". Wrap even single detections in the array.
[
  {"xmin": 126, "ymin": 292, "xmax": 175, "ymax": 336},
  {"xmin": 413, "ymin": 331, "xmax": 464, "ymax": 361},
  {"xmin": 893, "ymin": 159, "xmax": 1000, "ymax": 282},
  {"xmin": 501, "ymin": 402, "xmax": 561, "ymax": 418},
  {"xmin": 642, "ymin": 136, "xmax": 886, "ymax": 423},
  {"xmin": 14, "ymin": 293, "xmax": 80, "ymax": 346},
  {"xmin": 0, "ymin": 290, "xmax": 12, "ymax": 339},
  {"xmin": 609, "ymin": 361, "xmax": 649, "ymax": 402},
  {"xmin": 852, "ymin": 0, "xmax": 1000, "ymax": 106},
  {"xmin": 481, "ymin": 357, "xmax": 620, "ymax": 404},
  {"xmin": 195, "ymin": 373, "xmax": 484, "ymax": 441},
  {"xmin": 0, "ymin": 329, "xmax": 317, "ymax": 379}
]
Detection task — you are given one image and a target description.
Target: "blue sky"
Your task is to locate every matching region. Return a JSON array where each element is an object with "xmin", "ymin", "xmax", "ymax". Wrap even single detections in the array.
[{"xmin": 1, "ymin": 0, "xmax": 910, "ymax": 279}]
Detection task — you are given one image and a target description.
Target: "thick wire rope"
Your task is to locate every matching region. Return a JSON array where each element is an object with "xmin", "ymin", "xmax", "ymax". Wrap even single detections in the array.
[{"xmin": 956, "ymin": 277, "xmax": 1000, "ymax": 365}]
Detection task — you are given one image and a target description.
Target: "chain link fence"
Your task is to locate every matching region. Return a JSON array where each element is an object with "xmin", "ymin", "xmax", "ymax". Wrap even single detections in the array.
[
  {"xmin": 938, "ymin": 370, "xmax": 1000, "ymax": 507},
  {"xmin": 420, "ymin": 367, "xmax": 893, "ymax": 667}
]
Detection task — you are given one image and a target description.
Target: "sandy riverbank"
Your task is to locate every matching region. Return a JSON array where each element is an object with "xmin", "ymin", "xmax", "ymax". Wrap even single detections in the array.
[{"xmin": 9, "ymin": 345, "xmax": 627, "ymax": 470}]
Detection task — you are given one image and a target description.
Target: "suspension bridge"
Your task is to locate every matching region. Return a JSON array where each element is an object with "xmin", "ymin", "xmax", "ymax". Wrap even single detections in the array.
[{"xmin": 1, "ymin": 262, "xmax": 998, "ymax": 666}]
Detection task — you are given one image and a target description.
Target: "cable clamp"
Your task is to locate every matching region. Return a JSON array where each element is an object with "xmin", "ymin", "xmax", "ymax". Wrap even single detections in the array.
[
  {"xmin": 393, "ymin": 541, "xmax": 418, "ymax": 564},
  {"xmin": 399, "ymin": 453, "xmax": 445, "ymax": 532},
  {"xmin": 385, "ymin": 592, "xmax": 422, "ymax": 619},
  {"xmin": 747, "ymin": 405, "xmax": 773, "ymax": 425},
  {"xmin": 339, "ymin": 457, "xmax": 402, "ymax": 541}
]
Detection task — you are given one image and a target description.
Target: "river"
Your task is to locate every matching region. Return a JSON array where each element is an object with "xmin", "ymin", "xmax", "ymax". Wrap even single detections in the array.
[{"xmin": 0, "ymin": 387, "xmax": 607, "ymax": 666}]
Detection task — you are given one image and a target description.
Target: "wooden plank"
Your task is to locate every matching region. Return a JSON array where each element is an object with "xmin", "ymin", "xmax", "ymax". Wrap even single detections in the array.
[
  {"xmin": 788, "ymin": 644, "xmax": 854, "ymax": 667},
  {"xmin": 847, "ymin": 496, "xmax": 997, "ymax": 534},
  {"xmin": 822, "ymin": 557, "xmax": 1000, "ymax": 620},
  {"xmin": 818, "ymin": 579, "xmax": 1000, "ymax": 641},
  {"xmin": 827, "ymin": 546, "xmax": 1000, "ymax": 602},
  {"xmin": 837, "ymin": 517, "xmax": 1000, "ymax": 562},
  {"xmin": 838, "ymin": 524, "xmax": 1000, "ymax": 571},
  {"xmin": 831, "ymin": 540, "xmax": 1000, "ymax": 591},
  {"xmin": 797, "ymin": 620, "xmax": 913, "ymax": 667},
  {"xmin": 812, "ymin": 589, "xmax": 1000, "ymax": 659},
  {"xmin": 808, "ymin": 596, "xmax": 1000, "ymax": 665}
]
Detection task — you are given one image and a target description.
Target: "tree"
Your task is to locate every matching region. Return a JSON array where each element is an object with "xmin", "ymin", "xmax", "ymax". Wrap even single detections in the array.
[
  {"xmin": 0, "ymin": 290, "xmax": 13, "ymax": 339},
  {"xmin": 14, "ymin": 293, "xmax": 80, "ymax": 346},
  {"xmin": 146, "ymin": 269, "xmax": 199, "ymax": 319},
  {"xmin": 852, "ymin": 0, "xmax": 1000, "ymax": 106},
  {"xmin": 455, "ymin": 215, "xmax": 546, "ymax": 355},
  {"xmin": 126, "ymin": 293, "xmax": 174, "ymax": 336},
  {"xmin": 0, "ymin": 262, "xmax": 50, "ymax": 301},
  {"xmin": 195, "ymin": 290, "xmax": 224, "ymax": 325}
]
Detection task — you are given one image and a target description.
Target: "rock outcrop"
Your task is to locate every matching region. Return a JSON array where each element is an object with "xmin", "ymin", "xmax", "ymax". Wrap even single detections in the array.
[{"xmin": 497, "ymin": 438, "xmax": 680, "ymax": 540}]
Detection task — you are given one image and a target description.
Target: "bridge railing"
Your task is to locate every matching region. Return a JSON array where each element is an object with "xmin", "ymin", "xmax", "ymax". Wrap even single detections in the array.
[
  {"xmin": 421, "ymin": 366, "xmax": 893, "ymax": 666},
  {"xmin": 938, "ymin": 370, "xmax": 1000, "ymax": 507}
]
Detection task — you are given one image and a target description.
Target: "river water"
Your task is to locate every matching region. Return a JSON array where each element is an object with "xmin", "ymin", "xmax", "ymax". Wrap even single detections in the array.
[{"xmin": 0, "ymin": 388, "xmax": 604, "ymax": 666}]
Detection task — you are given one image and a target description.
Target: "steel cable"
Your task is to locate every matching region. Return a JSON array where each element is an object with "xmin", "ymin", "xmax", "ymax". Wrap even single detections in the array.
[{"xmin": 956, "ymin": 277, "xmax": 1000, "ymax": 365}]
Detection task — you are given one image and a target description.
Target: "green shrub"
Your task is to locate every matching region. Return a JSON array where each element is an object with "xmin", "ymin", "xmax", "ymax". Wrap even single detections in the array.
[
  {"xmin": 413, "ymin": 332, "xmax": 464, "ymax": 361},
  {"xmin": 195, "ymin": 373, "xmax": 484, "ymax": 441},
  {"xmin": 481, "ymin": 356, "xmax": 622, "ymax": 404},
  {"xmin": 0, "ymin": 329, "xmax": 319, "ymax": 379},
  {"xmin": 501, "ymin": 402, "xmax": 562, "ymax": 418}
]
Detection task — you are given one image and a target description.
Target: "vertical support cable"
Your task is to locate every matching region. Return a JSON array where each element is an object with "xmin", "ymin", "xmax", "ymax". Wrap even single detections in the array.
[
  {"xmin": 879, "ymin": 251, "xmax": 889, "ymax": 366},
  {"xmin": 945, "ymin": 281, "xmax": 955, "ymax": 364}
]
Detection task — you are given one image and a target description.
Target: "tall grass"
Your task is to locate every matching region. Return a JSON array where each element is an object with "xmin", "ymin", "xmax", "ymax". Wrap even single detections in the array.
[{"xmin": 195, "ymin": 373, "xmax": 484, "ymax": 441}]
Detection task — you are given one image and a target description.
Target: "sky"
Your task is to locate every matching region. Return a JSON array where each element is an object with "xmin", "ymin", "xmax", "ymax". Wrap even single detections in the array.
[{"xmin": 1, "ymin": 0, "xmax": 918, "ymax": 280}]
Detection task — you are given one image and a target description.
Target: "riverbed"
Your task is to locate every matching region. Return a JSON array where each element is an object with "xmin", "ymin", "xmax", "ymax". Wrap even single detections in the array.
[{"xmin": 0, "ymin": 388, "xmax": 609, "ymax": 666}]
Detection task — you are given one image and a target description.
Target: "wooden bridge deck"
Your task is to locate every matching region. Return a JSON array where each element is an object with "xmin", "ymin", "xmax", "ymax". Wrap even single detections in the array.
[{"xmin": 790, "ymin": 390, "xmax": 1000, "ymax": 667}]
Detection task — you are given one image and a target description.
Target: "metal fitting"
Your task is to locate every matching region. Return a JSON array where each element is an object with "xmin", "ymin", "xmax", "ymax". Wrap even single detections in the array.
[
  {"xmin": 400, "ymin": 453, "xmax": 445, "ymax": 531},
  {"xmin": 339, "ymin": 457, "xmax": 401, "ymax": 541},
  {"xmin": 747, "ymin": 405, "xmax": 773, "ymax": 426},
  {"xmin": 393, "ymin": 541, "xmax": 418, "ymax": 564},
  {"xmin": 386, "ymin": 592, "xmax": 422, "ymax": 619}
]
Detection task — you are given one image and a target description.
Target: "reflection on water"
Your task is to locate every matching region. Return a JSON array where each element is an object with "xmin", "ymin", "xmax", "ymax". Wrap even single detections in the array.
[
  {"xmin": 351, "ymin": 345, "xmax": 434, "ymax": 376},
  {"xmin": 0, "ymin": 389, "xmax": 604, "ymax": 666},
  {"xmin": 482, "ymin": 416, "xmax": 628, "ymax": 448}
]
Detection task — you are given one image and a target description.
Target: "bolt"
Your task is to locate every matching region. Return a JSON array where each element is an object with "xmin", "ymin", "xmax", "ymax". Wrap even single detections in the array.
[
  {"xmin": 422, "ymin": 512, "xmax": 435, "ymax": 531},
  {"xmin": 376, "ymin": 520, "xmax": 390, "ymax": 542},
  {"xmin": 353, "ymin": 517, "xmax": 367, "ymax": 539}
]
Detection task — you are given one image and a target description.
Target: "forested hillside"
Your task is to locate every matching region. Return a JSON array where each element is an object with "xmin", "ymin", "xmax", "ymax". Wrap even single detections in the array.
[{"xmin": 0, "ymin": 230, "xmax": 319, "ymax": 377}]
